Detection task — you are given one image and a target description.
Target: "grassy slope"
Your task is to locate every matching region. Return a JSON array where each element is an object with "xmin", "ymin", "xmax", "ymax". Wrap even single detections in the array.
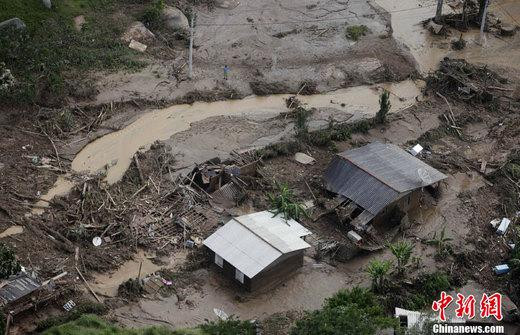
[
  {"xmin": 0, "ymin": 0, "xmax": 145, "ymax": 105},
  {"xmin": 42, "ymin": 314, "xmax": 204, "ymax": 335}
]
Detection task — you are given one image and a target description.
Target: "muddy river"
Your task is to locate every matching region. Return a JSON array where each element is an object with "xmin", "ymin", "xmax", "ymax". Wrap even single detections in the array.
[{"xmin": 33, "ymin": 79, "xmax": 421, "ymax": 212}]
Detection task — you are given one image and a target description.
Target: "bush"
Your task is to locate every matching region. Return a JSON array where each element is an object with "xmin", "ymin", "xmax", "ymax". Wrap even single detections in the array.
[
  {"xmin": 0, "ymin": 2, "xmax": 144, "ymax": 106},
  {"xmin": 141, "ymin": 0, "xmax": 166, "ymax": 29},
  {"xmin": 400, "ymin": 272, "xmax": 451, "ymax": 311},
  {"xmin": 256, "ymin": 141, "xmax": 302, "ymax": 159},
  {"xmin": 118, "ymin": 278, "xmax": 145, "ymax": 300},
  {"xmin": 375, "ymin": 90, "xmax": 391, "ymax": 124},
  {"xmin": 42, "ymin": 314, "xmax": 175, "ymax": 335},
  {"xmin": 0, "ymin": 243, "xmax": 20, "ymax": 279},
  {"xmin": 366, "ymin": 260, "xmax": 392, "ymax": 293},
  {"xmin": 36, "ymin": 302, "xmax": 108, "ymax": 331},
  {"xmin": 200, "ymin": 317, "xmax": 256, "ymax": 335},
  {"xmin": 291, "ymin": 287, "xmax": 398, "ymax": 335},
  {"xmin": 345, "ymin": 25, "xmax": 369, "ymax": 41},
  {"xmin": 294, "ymin": 107, "xmax": 313, "ymax": 139}
]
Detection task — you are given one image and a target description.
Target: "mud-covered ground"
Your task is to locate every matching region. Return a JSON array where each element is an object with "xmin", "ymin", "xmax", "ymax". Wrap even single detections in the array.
[
  {"xmin": 1, "ymin": 0, "xmax": 520, "ymax": 333},
  {"xmin": 93, "ymin": 0, "xmax": 418, "ymax": 104}
]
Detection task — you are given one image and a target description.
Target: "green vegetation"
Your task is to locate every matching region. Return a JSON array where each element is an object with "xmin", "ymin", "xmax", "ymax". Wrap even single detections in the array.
[
  {"xmin": 199, "ymin": 317, "xmax": 255, "ymax": 335},
  {"xmin": 307, "ymin": 118, "xmax": 372, "ymax": 149},
  {"xmin": 41, "ymin": 314, "xmax": 255, "ymax": 335},
  {"xmin": 118, "ymin": 278, "xmax": 144, "ymax": 300},
  {"xmin": 141, "ymin": 0, "xmax": 165, "ymax": 29},
  {"xmin": 294, "ymin": 106, "xmax": 313, "ymax": 139},
  {"xmin": 268, "ymin": 181, "xmax": 308, "ymax": 220},
  {"xmin": 291, "ymin": 287, "xmax": 399, "ymax": 335},
  {"xmin": 375, "ymin": 90, "xmax": 391, "ymax": 124},
  {"xmin": 383, "ymin": 272, "xmax": 452, "ymax": 311},
  {"xmin": 404, "ymin": 273, "xmax": 451, "ymax": 311},
  {"xmin": 345, "ymin": 25, "xmax": 369, "ymax": 41},
  {"xmin": 366, "ymin": 259, "xmax": 392, "ymax": 293},
  {"xmin": 42, "ymin": 314, "xmax": 174, "ymax": 335},
  {"xmin": 0, "ymin": 0, "xmax": 144, "ymax": 105},
  {"xmin": 256, "ymin": 141, "xmax": 303, "ymax": 159},
  {"xmin": 0, "ymin": 312, "xmax": 5, "ymax": 335},
  {"xmin": 36, "ymin": 302, "xmax": 108, "ymax": 332},
  {"xmin": 489, "ymin": 150, "xmax": 520, "ymax": 215},
  {"xmin": 0, "ymin": 242, "xmax": 20, "ymax": 279},
  {"xmin": 426, "ymin": 227, "xmax": 453, "ymax": 258},
  {"xmin": 389, "ymin": 241, "xmax": 414, "ymax": 276}
]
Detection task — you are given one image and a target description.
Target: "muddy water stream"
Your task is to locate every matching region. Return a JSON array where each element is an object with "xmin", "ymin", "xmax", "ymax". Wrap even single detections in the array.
[
  {"xmin": 91, "ymin": 250, "xmax": 187, "ymax": 298},
  {"xmin": 34, "ymin": 80, "xmax": 421, "ymax": 211},
  {"xmin": 72, "ymin": 81, "xmax": 421, "ymax": 184},
  {"xmin": 375, "ymin": 0, "xmax": 520, "ymax": 73}
]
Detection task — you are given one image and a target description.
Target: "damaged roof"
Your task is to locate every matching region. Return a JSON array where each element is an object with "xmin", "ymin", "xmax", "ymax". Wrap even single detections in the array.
[
  {"xmin": 203, "ymin": 211, "xmax": 311, "ymax": 278},
  {"xmin": 0, "ymin": 273, "xmax": 41, "ymax": 306},
  {"xmin": 324, "ymin": 142, "xmax": 447, "ymax": 215}
]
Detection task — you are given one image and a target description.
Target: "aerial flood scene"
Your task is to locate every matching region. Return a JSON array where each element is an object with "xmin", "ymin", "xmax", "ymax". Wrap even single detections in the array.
[{"xmin": 0, "ymin": 0, "xmax": 519, "ymax": 334}]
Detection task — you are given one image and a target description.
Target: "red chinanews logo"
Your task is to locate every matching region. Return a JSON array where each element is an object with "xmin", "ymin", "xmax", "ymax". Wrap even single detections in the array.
[{"xmin": 432, "ymin": 292, "xmax": 503, "ymax": 322}]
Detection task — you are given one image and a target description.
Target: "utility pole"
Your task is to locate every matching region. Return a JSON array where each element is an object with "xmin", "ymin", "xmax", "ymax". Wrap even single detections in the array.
[
  {"xmin": 435, "ymin": 0, "xmax": 444, "ymax": 23},
  {"xmin": 188, "ymin": 14, "xmax": 194, "ymax": 79},
  {"xmin": 479, "ymin": 0, "xmax": 490, "ymax": 44}
]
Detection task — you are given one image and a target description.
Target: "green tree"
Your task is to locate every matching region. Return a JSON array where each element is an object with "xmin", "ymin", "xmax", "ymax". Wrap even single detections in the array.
[
  {"xmin": 0, "ymin": 243, "xmax": 20, "ymax": 279},
  {"xmin": 366, "ymin": 260, "xmax": 392, "ymax": 292},
  {"xmin": 389, "ymin": 241, "xmax": 414, "ymax": 276},
  {"xmin": 291, "ymin": 287, "xmax": 398, "ymax": 335},
  {"xmin": 375, "ymin": 90, "xmax": 391, "ymax": 124}
]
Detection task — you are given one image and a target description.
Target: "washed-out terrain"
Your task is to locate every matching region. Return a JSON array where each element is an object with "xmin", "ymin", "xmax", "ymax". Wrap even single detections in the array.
[{"xmin": 0, "ymin": 0, "xmax": 519, "ymax": 333}]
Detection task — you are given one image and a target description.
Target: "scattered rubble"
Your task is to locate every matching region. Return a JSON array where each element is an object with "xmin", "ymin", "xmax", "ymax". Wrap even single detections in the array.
[
  {"xmin": 73, "ymin": 15, "xmax": 85, "ymax": 32},
  {"xmin": 0, "ymin": 18, "xmax": 26, "ymax": 31},
  {"xmin": 122, "ymin": 21, "xmax": 155, "ymax": 43},
  {"xmin": 426, "ymin": 58, "xmax": 509, "ymax": 103},
  {"xmin": 294, "ymin": 152, "xmax": 315, "ymax": 165},
  {"xmin": 129, "ymin": 39, "xmax": 148, "ymax": 52}
]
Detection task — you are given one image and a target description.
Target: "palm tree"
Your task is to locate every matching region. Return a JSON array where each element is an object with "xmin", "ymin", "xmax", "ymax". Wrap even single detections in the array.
[
  {"xmin": 389, "ymin": 241, "xmax": 414, "ymax": 276},
  {"xmin": 366, "ymin": 260, "xmax": 392, "ymax": 292}
]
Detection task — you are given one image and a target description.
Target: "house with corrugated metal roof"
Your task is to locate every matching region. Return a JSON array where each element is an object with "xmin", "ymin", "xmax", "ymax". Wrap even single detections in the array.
[
  {"xmin": 203, "ymin": 211, "xmax": 312, "ymax": 292},
  {"xmin": 324, "ymin": 142, "xmax": 447, "ymax": 232}
]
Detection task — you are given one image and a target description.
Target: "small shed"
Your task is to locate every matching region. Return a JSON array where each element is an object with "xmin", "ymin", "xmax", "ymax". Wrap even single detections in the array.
[
  {"xmin": 324, "ymin": 142, "xmax": 447, "ymax": 231},
  {"xmin": 203, "ymin": 211, "xmax": 312, "ymax": 292}
]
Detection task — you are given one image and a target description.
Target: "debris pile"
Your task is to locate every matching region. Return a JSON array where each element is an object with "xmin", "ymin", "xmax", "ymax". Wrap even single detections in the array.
[{"xmin": 426, "ymin": 58, "xmax": 509, "ymax": 103}]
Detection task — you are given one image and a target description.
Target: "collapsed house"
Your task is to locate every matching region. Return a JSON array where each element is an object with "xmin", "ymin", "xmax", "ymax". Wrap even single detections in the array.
[
  {"xmin": 203, "ymin": 211, "xmax": 312, "ymax": 292},
  {"xmin": 189, "ymin": 157, "xmax": 259, "ymax": 209},
  {"xmin": 0, "ymin": 272, "xmax": 60, "ymax": 316},
  {"xmin": 324, "ymin": 142, "xmax": 447, "ymax": 233}
]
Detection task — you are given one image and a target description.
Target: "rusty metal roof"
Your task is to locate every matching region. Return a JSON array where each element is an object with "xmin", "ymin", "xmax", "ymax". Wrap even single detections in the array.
[
  {"xmin": 0, "ymin": 273, "xmax": 41, "ymax": 306},
  {"xmin": 324, "ymin": 142, "xmax": 447, "ymax": 215}
]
